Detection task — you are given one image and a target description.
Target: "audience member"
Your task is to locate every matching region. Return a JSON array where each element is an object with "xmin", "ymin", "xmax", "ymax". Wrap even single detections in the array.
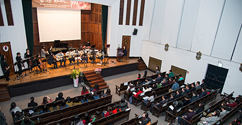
[
  {"xmin": 66, "ymin": 97, "xmax": 73, "ymax": 107},
  {"xmin": 168, "ymin": 77, "xmax": 174, "ymax": 84},
  {"xmin": 165, "ymin": 74, "xmax": 169, "ymax": 79},
  {"xmin": 14, "ymin": 111, "xmax": 23, "ymax": 122},
  {"xmin": 181, "ymin": 87, "xmax": 187, "ymax": 96},
  {"xmin": 93, "ymin": 91, "xmax": 100, "ymax": 100},
  {"xmin": 178, "ymin": 75, "xmax": 184, "ymax": 81},
  {"xmin": 169, "ymin": 79, "xmax": 179, "ymax": 92},
  {"xmin": 93, "ymin": 84, "xmax": 100, "ymax": 92},
  {"xmin": 220, "ymin": 105, "xmax": 228, "ymax": 118},
  {"xmin": 155, "ymin": 66, "xmax": 160, "ymax": 75},
  {"xmin": 183, "ymin": 95, "xmax": 191, "ymax": 106},
  {"xmin": 83, "ymin": 113, "xmax": 90, "ymax": 124},
  {"xmin": 168, "ymin": 93, "xmax": 175, "ymax": 102},
  {"xmin": 73, "ymin": 97, "xmax": 81, "ymax": 105},
  {"xmin": 137, "ymin": 73, "xmax": 141, "ymax": 80},
  {"xmin": 81, "ymin": 86, "xmax": 89, "ymax": 95},
  {"xmin": 161, "ymin": 78, "xmax": 168, "ymax": 86},
  {"xmin": 59, "ymin": 100, "xmax": 69, "ymax": 109},
  {"xmin": 185, "ymin": 85, "xmax": 192, "ymax": 93},
  {"xmin": 201, "ymin": 79, "xmax": 206, "ymax": 87},
  {"xmin": 40, "ymin": 105, "xmax": 49, "ymax": 114},
  {"xmin": 175, "ymin": 90, "xmax": 181, "ymax": 99},
  {"xmin": 41, "ymin": 96, "xmax": 53, "ymax": 105},
  {"xmin": 134, "ymin": 88, "xmax": 144, "ymax": 98},
  {"xmin": 102, "ymin": 88, "xmax": 111, "ymax": 97},
  {"xmin": 31, "ymin": 106, "xmax": 40, "ymax": 116},
  {"xmin": 196, "ymin": 103, "xmax": 204, "ymax": 114},
  {"xmin": 199, "ymin": 87, "xmax": 207, "ymax": 98},
  {"xmin": 156, "ymin": 82, "xmax": 162, "ymax": 88},
  {"xmin": 137, "ymin": 112, "xmax": 151, "ymax": 125},
  {"xmin": 9, "ymin": 102, "xmax": 22, "ymax": 114},
  {"xmin": 103, "ymin": 106, "xmax": 112, "ymax": 117},
  {"xmin": 198, "ymin": 110, "xmax": 220, "ymax": 125},
  {"xmin": 112, "ymin": 104, "xmax": 121, "ymax": 114},
  {"xmin": 156, "ymin": 73, "xmax": 163, "ymax": 82},
  {"xmin": 28, "ymin": 97, "xmax": 38, "ymax": 107},
  {"xmin": 21, "ymin": 116, "xmax": 35, "ymax": 125},
  {"xmin": 0, "ymin": 107, "xmax": 7, "ymax": 125},
  {"xmin": 191, "ymin": 92, "xmax": 198, "ymax": 103},
  {"xmin": 177, "ymin": 106, "xmax": 196, "ymax": 124},
  {"xmin": 50, "ymin": 101, "xmax": 59, "ymax": 111},
  {"xmin": 142, "ymin": 86, "xmax": 152, "ymax": 94},
  {"xmin": 119, "ymin": 98, "xmax": 128, "ymax": 111},
  {"xmin": 145, "ymin": 77, "xmax": 152, "ymax": 85},
  {"xmin": 190, "ymin": 83, "xmax": 196, "ymax": 92},
  {"xmin": 227, "ymin": 96, "xmax": 241, "ymax": 108},
  {"xmin": 196, "ymin": 81, "xmax": 201, "ymax": 90},
  {"xmin": 70, "ymin": 115, "xmax": 84, "ymax": 125},
  {"xmin": 81, "ymin": 95, "xmax": 89, "ymax": 103},
  {"xmin": 150, "ymin": 95, "xmax": 167, "ymax": 113},
  {"xmin": 168, "ymin": 70, "xmax": 174, "ymax": 77},
  {"xmin": 55, "ymin": 92, "xmax": 64, "ymax": 101}
]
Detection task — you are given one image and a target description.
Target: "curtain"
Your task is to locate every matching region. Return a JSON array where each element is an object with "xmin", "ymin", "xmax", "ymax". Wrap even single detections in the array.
[{"xmin": 101, "ymin": 5, "xmax": 108, "ymax": 52}]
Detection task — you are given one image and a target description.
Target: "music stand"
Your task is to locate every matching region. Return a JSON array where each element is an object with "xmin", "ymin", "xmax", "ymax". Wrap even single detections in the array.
[
  {"xmin": 41, "ymin": 58, "xmax": 51, "ymax": 74},
  {"xmin": 13, "ymin": 62, "xmax": 21, "ymax": 82},
  {"xmin": 21, "ymin": 59, "xmax": 29, "ymax": 77}
]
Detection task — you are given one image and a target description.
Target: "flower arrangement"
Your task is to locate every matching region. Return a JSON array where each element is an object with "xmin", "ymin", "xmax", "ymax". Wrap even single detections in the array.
[
  {"xmin": 94, "ymin": 68, "xmax": 102, "ymax": 74},
  {"xmin": 70, "ymin": 69, "xmax": 81, "ymax": 79}
]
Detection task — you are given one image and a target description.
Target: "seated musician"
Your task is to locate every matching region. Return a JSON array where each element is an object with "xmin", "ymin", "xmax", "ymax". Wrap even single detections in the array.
[
  {"xmin": 47, "ymin": 53, "xmax": 58, "ymax": 69},
  {"xmin": 81, "ymin": 52, "xmax": 88, "ymax": 63},
  {"xmin": 65, "ymin": 50, "xmax": 75, "ymax": 65},
  {"xmin": 97, "ymin": 50, "xmax": 104, "ymax": 64},
  {"xmin": 74, "ymin": 48, "xmax": 81, "ymax": 64},
  {"xmin": 86, "ymin": 41, "xmax": 91, "ymax": 47},
  {"xmin": 36, "ymin": 54, "xmax": 47, "ymax": 72},
  {"xmin": 55, "ymin": 51, "xmax": 66, "ymax": 67},
  {"xmin": 24, "ymin": 49, "xmax": 33, "ymax": 73}
]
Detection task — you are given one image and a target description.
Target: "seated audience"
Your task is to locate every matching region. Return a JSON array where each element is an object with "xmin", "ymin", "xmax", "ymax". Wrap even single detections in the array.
[
  {"xmin": 152, "ymin": 84, "xmax": 157, "ymax": 90},
  {"xmin": 183, "ymin": 95, "xmax": 191, "ymax": 106},
  {"xmin": 112, "ymin": 104, "xmax": 121, "ymax": 114},
  {"xmin": 161, "ymin": 78, "xmax": 168, "ymax": 86},
  {"xmin": 196, "ymin": 103, "xmax": 204, "ymax": 114},
  {"xmin": 41, "ymin": 96, "xmax": 53, "ymax": 105},
  {"xmin": 73, "ymin": 97, "xmax": 81, "ymax": 105},
  {"xmin": 66, "ymin": 97, "xmax": 73, "ymax": 107},
  {"xmin": 103, "ymin": 106, "xmax": 112, "ymax": 117},
  {"xmin": 31, "ymin": 106, "xmax": 40, "ymax": 116},
  {"xmin": 178, "ymin": 74, "xmax": 184, "ymax": 81},
  {"xmin": 81, "ymin": 95, "xmax": 89, "ymax": 103},
  {"xmin": 142, "ymin": 86, "xmax": 152, "ymax": 94},
  {"xmin": 119, "ymin": 98, "xmax": 128, "ymax": 111},
  {"xmin": 155, "ymin": 73, "xmax": 163, "ymax": 82},
  {"xmin": 199, "ymin": 87, "xmax": 207, "ymax": 98},
  {"xmin": 227, "ymin": 96, "xmax": 241, "ymax": 108},
  {"xmin": 145, "ymin": 77, "xmax": 152, "ymax": 85},
  {"xmin": 70, "ymin": 115, "xmax": 84, "ymax": 125},
  {"xmin": 156, "ymin": 82, "xmax": 162, "ymax": 88},
  {"xmin": 0, "ymin": 107, "xmax": 7, "ymax": 125},
  {"xmin": 137, "ymin": 112, "xmax": 151, "ymax": 125},
  {"xmin": 137, "ymin": 73, "xmax": 141, "ymax": 80},
  {"xmin": 55, "ymin": 92, "xmax": 64, "ymax": 101},
  {"xmin": 50, "ymin": 101, "xmax": 59, "ymax": 111},
  {"xmin": 168, "ymin": 77, "xmax": 174, "ymax": 84},
  {"xmin": 169, "ymin": 79, "xmax": 179, "ymax": 92},
  {"xmin": 102, "ymin": 88, "xmax": 111, "ymax": 97},
  {"xmin": 190, "ymin": 83, "xmax": 196, "ymax": 92},
  {"xmin": 191, "ymin": 92, "xmax": 198, "ymax": 103},
  {"xmin": 175, "ymin": 90, "xmax": 181, "ymax": 99},
  {"xmin": 59, "ymin": 100, "xmax": 69, "ymax": 109},
  {"xmin": 28, "ymin": 97, "xmax": 38, "ymax": 107},
  {"xmin": 93, "ymin": 91, "xmax": 100, "ymax": 100},
  {"xmin": 220, "ymin": 105, "xmax": 228, "ymax": 118},
  {"xmin": 196, "ymin": 81, "xmax": 201, "ymax": 90},
  {"xmin": 21, "ymin": 116, "xmax": 35, "ymax": 125},
  {"xmin": 150, "ymin": 95, "xmax": 167, "ymax": 113},
  {"xmin": 185, "ymin": 85, "xmax": 192, "ymax": 93},
  {"xmin": 81, "ymin": 86, "xmax": 89, "ymax": 95},
  {"xmin": 198, "ymin": 110, "xmax": 220, "ymax": 125},
  {"xmin": 168, "ymin": 93, "xmax": 175, "ymax": 102},
  {"xmin": 14, "ymin": 111, "xmax": 24, "ymax": 122},
  {"xmin": 181, "ymin": 87, "xmax": 187, "ymax": 96},
  {"xmin": 134, "ymin": 88, "xmax": 144, "ymax": 98},
  {"xmin": 178, "ymin": 106, "xmax": 196, "ymax": 124},
  {"xmin": 201, "ymin": 79, "xmax": 206, "ymax": 87},
  {"xmin": 168, "ymin": 70, "xmax": 174, "ymax": 77},
  {"xmin": 155, "ymin": 66, "xmax": 160, "ymax": 75},
  {"xmin": 40, "ymin": 105, "xmax": 50, "ymax": 114},
  {"xmin": 9, "ymin": 102, "xmax": 22, "ymax": 114},
  {"xmin": 83, "ymin": 113, "xmax": 90, "ymax": 124},
  {"xmin": 93, "ymin": 84, "xmax": 100, "ymax": 92}
]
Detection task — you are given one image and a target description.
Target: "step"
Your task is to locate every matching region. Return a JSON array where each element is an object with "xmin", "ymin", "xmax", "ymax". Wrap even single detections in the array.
[
  {"xmin": 99, "ymin": 85, "xmax": 109, "ymax": 90},
  {"xmin": 83, "ymin": 71, "xmax": 96, "ymax": 75},
  {"xmin": 90, "ymin": 82, "xmax": 107, "ymax": 87},
  {"xmin": 89, "ymin": 79, "xmax": 105, "ymax": 84},
  {"xmin": 85, "ymin": 73, "xmax": 99, "ymax": 78},
  {"xmin": 86, "ymin": 76, "xmax": 103, "ymax": 81},
  {"xmin": 0, "ymin": 94, "xmax": 10, "ymax": 102},
  {"xmin": 0, "ymin": 88, "xmax": 9, "ymax": 95}
]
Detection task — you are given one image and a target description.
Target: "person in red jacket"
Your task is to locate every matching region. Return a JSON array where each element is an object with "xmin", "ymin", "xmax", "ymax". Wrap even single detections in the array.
[
  {"xmin": 81, "ymin": 86, "xmax": 89, "ymax": 95},
  {"xmin": 227, "ymin": 96, "xmax": 241, "ymax": 108},
  {"xmin": 134, "ymin": 88, "xmax": 143, "ymax": 98},
  {"xmin": 112, "ymin": 105, "xmax": 121, "ymax": 114},
  {"xmin": 137, "ymin": 73, "xmax": 141, "ymax": 80}
]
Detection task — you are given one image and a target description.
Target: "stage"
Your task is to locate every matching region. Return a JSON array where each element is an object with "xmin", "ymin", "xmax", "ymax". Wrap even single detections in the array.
[{"xmin": 1, "ymin": 58, "xmax": 139, "ymax": 97}]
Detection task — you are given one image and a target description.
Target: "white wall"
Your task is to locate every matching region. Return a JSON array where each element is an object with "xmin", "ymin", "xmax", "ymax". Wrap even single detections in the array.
[
  {"xmin": 141, "ymin": 0, "xmax": 242, "ymax": 96},
  {"xmin": 0, "ymin": 0, "xmax": 28, "ymax": 76}
]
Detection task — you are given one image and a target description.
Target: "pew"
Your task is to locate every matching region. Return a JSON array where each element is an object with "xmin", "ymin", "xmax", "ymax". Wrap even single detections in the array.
[{"xmin": 119, "ymin": 114, "xmax": 158, "ymax": 125}]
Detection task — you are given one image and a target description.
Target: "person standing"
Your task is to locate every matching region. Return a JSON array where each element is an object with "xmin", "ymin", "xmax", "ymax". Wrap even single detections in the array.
[
  {"xmin": 0, "ymin": 107, "xmax": 7, "ymax": 125},
  {"xmin": 122, "ymin": 46, "xmax": 127, "ymax": 57},
  {"xmin": 16, "ymin": 52, "xmax": 23, "ymax": 77},
  {"xmin": 24, "ymin": 49, "xmax": 33, "ymax": 73},
  {"xmin": 1, "ymin": 55, "xmax": 10, "ymax": 81},
  {"xmin": 41, "ymin": 46, "xmax": 49, "ymax": 58}
]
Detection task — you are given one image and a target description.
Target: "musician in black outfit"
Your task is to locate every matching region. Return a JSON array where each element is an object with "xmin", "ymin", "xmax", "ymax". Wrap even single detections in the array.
[
  {"xmin": 86, "ymin": 41, "xmax": 91, "ymax": 47},
  {"xmin": 24, "ymin": 49, "xmax": 33, "ymax": 73},
  {"xmin": 1, "ymin": 55, "xmax": 10, "ymax": 81},
  {"xmin": 16, "ymin": 52, "xmax": 23, "ymax": 76},
  {"xmin": 48, "ymin": 53, "xmax": 58, "ymax": 69}
]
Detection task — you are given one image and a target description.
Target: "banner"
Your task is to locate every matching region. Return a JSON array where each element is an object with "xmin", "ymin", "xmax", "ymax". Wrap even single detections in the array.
[{"xmin": 32, "ymin": 0, "xmax": 91, "ymax": 10}]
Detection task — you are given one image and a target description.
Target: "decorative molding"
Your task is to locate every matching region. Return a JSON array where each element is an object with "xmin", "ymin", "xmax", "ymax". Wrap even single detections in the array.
[{"xmin": 196, "ymin": 51, "xmax": 202, "ymax": 60}]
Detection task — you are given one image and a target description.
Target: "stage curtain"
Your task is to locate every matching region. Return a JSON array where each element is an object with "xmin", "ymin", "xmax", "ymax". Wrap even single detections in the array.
[
  {"xmin": 101, "ymin": 5, "xmax": 108, "ymax": 52},
  {"xmin": 22, "ymin": 0, "xmax": 34, "ymax": 53}
]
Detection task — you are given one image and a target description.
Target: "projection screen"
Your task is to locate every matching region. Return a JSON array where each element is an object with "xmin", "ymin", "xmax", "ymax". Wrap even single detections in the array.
[{"xmin": 37, "ymin": 8, "xmax": 81, "ymax": 42}]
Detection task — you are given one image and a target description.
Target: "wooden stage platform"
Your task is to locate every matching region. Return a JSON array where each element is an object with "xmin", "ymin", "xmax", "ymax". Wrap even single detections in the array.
[{"xmin": 1, "ymin": 58, "xmax": 140, "ymax": 97}]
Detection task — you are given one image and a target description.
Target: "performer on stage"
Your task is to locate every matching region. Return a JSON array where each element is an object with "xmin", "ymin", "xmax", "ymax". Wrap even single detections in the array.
[
  {"xmin": 81, "ymin": 50, "xmax": 88, "ymax": 63},
  {"xmin": 24, "ymin": 49, "xmax": 33, "ymax": 73},
  {"xmin": 48, "ymin": 46, "xmax": 53, "ymax": 54},
  {"xmin": 97, "ymin": 50, "xmax": 104, "ymax": 64},
  {"xmin": 55, "ymin": 51, "xmax": 66, "ymax": 67},
  {"xmin": 37, "ymin": 54, "xmax": 47, "ymax": 71},
  {"xmin": 86, "ymin": 41, "xmax": 91, "ymax": 47},
  {"xmin": 48, "ymin": 53, "xmax": 58, "ymax": 69},
  {"xmin": 74, "ymin": 48, "xmax": 81, "ymax": 64},
  {"xmin": 66, "ymin": 50, "xmax": 75, "ymax": 65},
  {"xmin": 41, "ymin": 46, "xmax": 49, "ymax": 58},
  {"xmin": 1, "ymin": 55, "xmax": 10, "ymax": 81},
  {"xmin": 16, "ymin": 52, "xmax": 23, "ymax": 76}
]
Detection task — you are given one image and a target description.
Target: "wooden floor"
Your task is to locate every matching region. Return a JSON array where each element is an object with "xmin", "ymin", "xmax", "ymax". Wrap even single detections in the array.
[{"xmin": 1, "ymin": 58, "xmax": 139, "ymax": 86}]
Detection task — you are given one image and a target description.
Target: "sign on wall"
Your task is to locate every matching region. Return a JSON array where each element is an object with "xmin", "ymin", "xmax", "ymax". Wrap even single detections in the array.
[{"xmin": 32, "ymin": 0, "xmax": 91, "ymax": 10}]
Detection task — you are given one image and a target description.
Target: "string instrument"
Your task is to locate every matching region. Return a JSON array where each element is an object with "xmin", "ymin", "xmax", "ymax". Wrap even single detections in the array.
[{"xmin": 38, "ymin": 57, "xmax": 46, "ymax": 70}]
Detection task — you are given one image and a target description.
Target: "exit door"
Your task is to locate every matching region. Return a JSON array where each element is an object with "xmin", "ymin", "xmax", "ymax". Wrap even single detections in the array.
[{"xmin": 204, "ymin": 64, "xmax": 228, "ymax": 93}]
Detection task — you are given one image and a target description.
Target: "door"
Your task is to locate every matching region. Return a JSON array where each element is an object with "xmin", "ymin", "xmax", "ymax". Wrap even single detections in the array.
[
  {"xmin": 148, "ymin": 56, "xmax": 162, "ymax": 72},
  {"xmin": 122, "ymin": 36, "xmax": 131, "ymax": 59},
  {"xmin": 205, "ymin": 64, "xmax": 228, "ymax": 93},
  {"xmin": 0, "ymin": 42, "xmax": 15, "ymax": 75}
]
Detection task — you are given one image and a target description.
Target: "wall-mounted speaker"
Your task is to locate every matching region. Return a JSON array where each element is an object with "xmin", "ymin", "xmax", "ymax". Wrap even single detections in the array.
[{"xmin": 133, "ymin": 28, "xmax": 138, "ymax": 35}]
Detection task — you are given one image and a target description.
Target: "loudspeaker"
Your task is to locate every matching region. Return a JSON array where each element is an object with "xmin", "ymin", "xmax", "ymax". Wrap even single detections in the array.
[{"xmin": 133, "ymin": 28, "xmax": 138, "ymax": 35}]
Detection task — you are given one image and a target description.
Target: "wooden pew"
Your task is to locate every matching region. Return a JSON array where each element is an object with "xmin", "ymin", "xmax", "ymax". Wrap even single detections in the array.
[
  {"xmin": 165, "ymin": 89, "xmax": 219, "ymax": 123},
  {"xmin": 15, "ymin": 94, "xmax": 112, "ymax": 125},
  {"xmin": 119, "ymin": 114, "xmax": 158, "ymax": 125}
]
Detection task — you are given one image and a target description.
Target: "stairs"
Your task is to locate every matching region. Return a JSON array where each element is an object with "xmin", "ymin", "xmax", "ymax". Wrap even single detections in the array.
[
  {"xmin": 83, "ymin": 70, "xmax": 109, "ymax": 90},
  {"xmin": 138, "ymin": 58, "xmax": 147, "ymax": 71},
  {"xmin": 0, "ymin": 83, "xmax": 10, "ymax": 102}
]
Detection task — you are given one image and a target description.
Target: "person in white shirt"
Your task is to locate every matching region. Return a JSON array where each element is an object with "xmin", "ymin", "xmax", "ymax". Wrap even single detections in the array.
[
  {"xmin": 65, "ymin": 51, "xmax": 75, "ymax": 65},
  {"xmin": 9, "ymin": 102, "xmax": 22, "ymax": 114},
  {"xmin": 55, "ymin": 51, "xmax": 66, "ymax": 67},
  {"xmin": 143, "ymin": 86, "xmax": 152, "ymax": 94}
]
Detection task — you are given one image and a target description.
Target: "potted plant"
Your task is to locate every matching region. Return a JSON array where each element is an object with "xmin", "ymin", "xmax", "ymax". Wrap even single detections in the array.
[
  {"xmin": 70, "ymin": 69, "xmax": 81, "ymax": 87},
  {"xmin": 94, "ymin": 68, "xmax": 102, "ymax": 74}
]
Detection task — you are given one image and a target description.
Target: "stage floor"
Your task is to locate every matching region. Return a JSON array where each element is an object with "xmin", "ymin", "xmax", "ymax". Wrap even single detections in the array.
[{"xmin": 1, "ymin": 58, "xmax": 139, "ymax": 86}]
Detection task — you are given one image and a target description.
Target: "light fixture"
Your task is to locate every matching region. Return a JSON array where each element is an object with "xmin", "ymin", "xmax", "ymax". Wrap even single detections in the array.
[
  {"xmin": 164, "ymin": 44, "xmax": 169, "ymax": 51},
  {"xmin": 196, "ymin": 51, "xmax": 202, "ymax": 60},
  {"xmin": 218, "ymin": 60, "xmax": 223, "ymax": 67}
]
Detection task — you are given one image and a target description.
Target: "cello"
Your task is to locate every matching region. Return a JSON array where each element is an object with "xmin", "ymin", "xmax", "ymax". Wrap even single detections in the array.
[{"xmin": 37, "ymin": 54, "xmax": 46, "ymax": 71}]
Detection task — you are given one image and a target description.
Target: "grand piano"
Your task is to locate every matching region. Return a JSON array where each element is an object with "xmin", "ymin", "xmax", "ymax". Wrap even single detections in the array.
[{"xmin": 54, "ymin": 40, "xmax": 68, "ymax": 49}]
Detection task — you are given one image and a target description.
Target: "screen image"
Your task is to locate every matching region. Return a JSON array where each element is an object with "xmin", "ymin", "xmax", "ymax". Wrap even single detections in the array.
[{"xmin": 37, "ymin": 8, "xmax": 81, "ymax": 42}]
